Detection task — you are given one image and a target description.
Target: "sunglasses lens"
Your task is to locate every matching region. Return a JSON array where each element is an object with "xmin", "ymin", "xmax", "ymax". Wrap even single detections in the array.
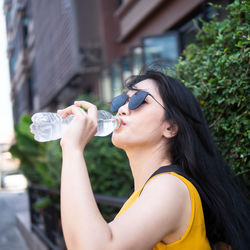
[
  {"xmin": 110, "ymin": 93, "xmax": 128, "ymax": 112},
  {"xmin": 110, "ymin": 91, "xmax": 149, "ymax": 112},
  {"xmin": 128, "ymin": 91, "xmax": 149, "ymax": 110}
]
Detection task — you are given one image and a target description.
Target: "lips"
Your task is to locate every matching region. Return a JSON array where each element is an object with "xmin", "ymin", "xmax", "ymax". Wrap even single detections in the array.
[
  {"xmin": 115, "ymin": 117, "xmax": 126, "ymax": 132},
  {"xmin": 121, "ymin": 119, "xmax": 126, "ymax": 126}
]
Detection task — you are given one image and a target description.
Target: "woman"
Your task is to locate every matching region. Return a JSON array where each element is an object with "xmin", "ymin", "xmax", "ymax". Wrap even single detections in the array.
[{"xmin": 58, "ymin": 70, "xmax": 249, "ymax": 250}]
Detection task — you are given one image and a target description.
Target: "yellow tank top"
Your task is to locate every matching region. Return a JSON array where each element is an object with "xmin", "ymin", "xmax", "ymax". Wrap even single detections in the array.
[{"xmin": 115, "ymin": 172, "xmax": 211, "ymax": 250}]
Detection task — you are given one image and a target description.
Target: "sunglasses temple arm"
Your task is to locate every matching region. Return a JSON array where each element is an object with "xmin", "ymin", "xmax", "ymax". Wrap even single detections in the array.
[{"xmin": 148, "ymin": 94, "xmax": 167, "ymax": 111}]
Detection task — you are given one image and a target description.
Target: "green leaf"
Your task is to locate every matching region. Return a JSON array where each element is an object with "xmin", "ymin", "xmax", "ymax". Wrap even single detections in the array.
[
  {"xmin": 170, "ymin": 0, "xmax": 249, "ymax": 176},
  {"xmin": 32, "ymin": 197, "xmax": 52, "ymax": 209}
]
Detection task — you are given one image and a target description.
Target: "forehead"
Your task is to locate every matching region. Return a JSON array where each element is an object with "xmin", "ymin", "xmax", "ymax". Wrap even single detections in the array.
[{"xmin": 128, "ymin": 79, "xmax": 160, "ymax": 97}]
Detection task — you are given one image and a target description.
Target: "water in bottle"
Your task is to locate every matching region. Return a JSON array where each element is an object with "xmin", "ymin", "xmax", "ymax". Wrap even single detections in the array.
[{"xmin": 30, "ymin": 110, "xmax": 121, "ymax": 142}]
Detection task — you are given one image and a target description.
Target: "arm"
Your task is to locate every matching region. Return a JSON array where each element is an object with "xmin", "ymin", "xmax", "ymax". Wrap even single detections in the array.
[
  {"xmin": 59, "ymin": 101, "xmax": 191, "ymax": 250},
  {"xmin": 61, "ymin": 148, "xmax": 113, "ymax": 250},
  {"xmin": 59, "ymin": 101, "xmax": 112, "ymax": 250}
]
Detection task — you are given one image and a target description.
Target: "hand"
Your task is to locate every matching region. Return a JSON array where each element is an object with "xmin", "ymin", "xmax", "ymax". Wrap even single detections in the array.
[{"xmin": 57, "ymin": 101, "xmax": 98, "ymax": 151}]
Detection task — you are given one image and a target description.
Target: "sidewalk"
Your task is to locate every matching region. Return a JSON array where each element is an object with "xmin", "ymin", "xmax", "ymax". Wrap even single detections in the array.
[{"xmin": 0, "ymin": 190, "xmax": 30, "ymax": 250}]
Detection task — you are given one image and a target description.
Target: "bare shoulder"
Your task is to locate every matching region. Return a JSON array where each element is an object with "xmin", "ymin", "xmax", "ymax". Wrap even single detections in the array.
[
  {"xmin": 139, "ymin": 173, "xmax": 192, "ymax": 232},
  {"xmin": 107, "ymin": 173, "xmax": 191, "ymax": 250},
  {"xmin": 139, "ymin": 173, "xmax": 192, "ymax": 244},
  {"xmin": 140, "ymin": 173, "xmax": 190, "ymax": 202}
]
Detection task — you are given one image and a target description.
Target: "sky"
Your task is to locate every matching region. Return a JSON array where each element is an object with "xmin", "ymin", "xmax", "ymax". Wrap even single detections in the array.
[{"xmin": 0, "ymin": 4, "xmax": 14, "ymax": 144}]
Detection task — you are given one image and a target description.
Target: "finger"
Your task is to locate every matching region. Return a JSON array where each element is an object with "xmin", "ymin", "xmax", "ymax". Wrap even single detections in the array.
[
  {"xmin": 70, "ymin": 106, "xmax": 87, "ymax": 117},
  {"xmin": 57, "ymin": 105, "xmax": 86, "ymax": 118},
  {"xmin": 57, "ymin": 106, "xmax": 72, "ymax": 118},
  {"xmin": 74, "ymin": 101, "xmax": 97, "ymax": 120}
]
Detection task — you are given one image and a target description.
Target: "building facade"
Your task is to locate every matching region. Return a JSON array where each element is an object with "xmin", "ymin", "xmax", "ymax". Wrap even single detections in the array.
[
  {"xmin": 4, "ymin": 0, "xmax": 33, "ymax": 124},
  {"xmin": 3, "ymin": 0, "xmax": 232, "ymax": 123},
  {"xmin": 4, "ymin": 0, "xmax": 102, "ymax": 123},
  {"xmin": 98, "ymin": 0, "xmax": 232, "ymax": 102}
]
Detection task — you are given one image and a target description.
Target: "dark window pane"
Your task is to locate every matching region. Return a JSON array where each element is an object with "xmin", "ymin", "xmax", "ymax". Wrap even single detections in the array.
[
  {"xmin": 111, "ymin": 64, "xmax": 122, "ymax": 97},
  {"xmin": 131, "ymin": 47, "xmax": 143, "ymax": 75},
  {"xmin": 143, "ymin": 32, "xmax": 179, "ymax": 68},
  {"xmin": 121, "ymin": 55, "xmax": 131, "ymax": 81},
  {"xmin": 101, "ymin": 68, "xmax": 112, "ymax": 102},
  {"xmin": 22, "ymin": 17, "xmax": 29, "ymax": 48},
  {"xmin": 10, "ymin": 52, "xmax": 17, "ymax": 75},
  {"xmin": 179, "ymin": 18, "xmax": 200, "ymax": 50}
]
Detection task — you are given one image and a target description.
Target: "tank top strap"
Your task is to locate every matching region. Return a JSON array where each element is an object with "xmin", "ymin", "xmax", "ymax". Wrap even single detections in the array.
[{"xmin": 139, "ymin": 165, "xmax": 200, "ymax": 196}]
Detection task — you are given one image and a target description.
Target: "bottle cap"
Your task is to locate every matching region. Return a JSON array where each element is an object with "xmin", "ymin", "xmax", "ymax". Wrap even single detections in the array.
[{"xmin": 116, "ymin": 116, "xmax": 121, "ymax": 129}]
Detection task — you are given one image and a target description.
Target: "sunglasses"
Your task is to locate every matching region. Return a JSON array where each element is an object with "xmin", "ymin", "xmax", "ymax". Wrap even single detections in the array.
[{"xmin": 110, "ymin": 90, "xmax": 166, "ymax": 112}]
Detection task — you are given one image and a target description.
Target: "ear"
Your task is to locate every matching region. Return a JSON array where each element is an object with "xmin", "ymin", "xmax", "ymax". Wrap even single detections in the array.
[{"xmin": 162, "ymin": 121, "xmax": 178, "ymax": 139}]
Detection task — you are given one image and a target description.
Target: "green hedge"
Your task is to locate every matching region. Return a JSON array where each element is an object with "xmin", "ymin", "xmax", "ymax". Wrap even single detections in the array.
[
  {"xmin": 9, "ymin": 114, "xmax": 62, "ymax": 188},
  {"xmin": 171, "ymin": 0, "xmax": 249, "ymax": 182}
]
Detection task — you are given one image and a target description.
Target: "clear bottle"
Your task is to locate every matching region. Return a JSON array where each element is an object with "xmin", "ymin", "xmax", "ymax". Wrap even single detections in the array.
[{"xmin": 30, "ymin": 110, "xmax": 121, "ymax": 142}]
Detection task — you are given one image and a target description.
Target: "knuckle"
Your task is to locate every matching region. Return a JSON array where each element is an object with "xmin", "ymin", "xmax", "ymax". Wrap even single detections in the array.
[
  {"xmin": 89, "ymin": 118, "xmax": 98, "ymax": 131},
  {"xmin": 90, "ymin": 118, "xmax": 97, "ymax": 127}
]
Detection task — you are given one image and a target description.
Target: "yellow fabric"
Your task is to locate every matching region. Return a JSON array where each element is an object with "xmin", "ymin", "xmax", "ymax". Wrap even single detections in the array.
[{"xmin": 115, "ymin": 172, "xmax": 211, "ymax": 250}]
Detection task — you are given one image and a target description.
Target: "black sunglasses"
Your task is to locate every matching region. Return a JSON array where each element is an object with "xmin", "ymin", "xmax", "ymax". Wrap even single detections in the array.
[{"xmin": 110, "ymin": 90, "xmax": 166, "ymax": 112}]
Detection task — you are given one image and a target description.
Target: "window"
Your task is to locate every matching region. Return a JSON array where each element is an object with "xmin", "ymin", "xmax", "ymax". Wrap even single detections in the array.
[
  {"xmin": 131, "ymin": 46, "xmax": 143, "ymax": 75},
  {"xmin": 22, "ymin": 17, "xmax": 29, "ymax": 49},
  {"xmin": 10, "ymin": 51, "xmax": 17, "ymax": 75},
  {"xmin": 16, "ymin": 83, "xmax": 28, "ymax": 121},
  {"xmin": 101, "ymin": 68, "xmax": 112, "ymax": 102},
  {"xmin": 205, "ymin": 0, "xmax": 233, "ymax": 21},
  {"xmin": 142, "ymin": 32, "xmax": 179, "ymax": 69},
  {"xmin": 28, "ymin": 77, "xmax": 33, "ymax": 111},
  {"xmin": 121, "ymin": 55, "xmax": 131, "ymax": 82},
  {"xmin": 110, "ymin": 63, "xmax": 122, "ymax": 97},
  {"xmin": 179, "ymin": 17, "xmax": 200, "ymax": 51},
  {"xmin": 7, "ymin": 7, "xmax": 13, "ymax": 27}
]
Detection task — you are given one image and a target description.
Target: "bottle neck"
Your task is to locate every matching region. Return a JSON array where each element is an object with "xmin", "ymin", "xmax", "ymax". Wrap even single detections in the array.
[{"xmin": 115, "ymin": 116, "xmax": 121, "ymax": 129}]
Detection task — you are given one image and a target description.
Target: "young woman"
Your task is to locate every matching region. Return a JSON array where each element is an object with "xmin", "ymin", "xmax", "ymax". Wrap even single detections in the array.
[{"xmin": 58, "ymin": 70, "xmax": 249, "ymax": 250}]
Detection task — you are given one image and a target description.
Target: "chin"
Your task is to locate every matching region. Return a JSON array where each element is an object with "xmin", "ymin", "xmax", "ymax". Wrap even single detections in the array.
[
  {"xmin": 111, "ymin": 132, "xmax": 132, "ymax": 150},
  {"xmin": 111, "ymin": 132, "xmax": 124, "ymax": 149}
]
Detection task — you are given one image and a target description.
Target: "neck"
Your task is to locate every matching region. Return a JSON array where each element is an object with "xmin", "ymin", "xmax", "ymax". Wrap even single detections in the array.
[{"xmin": 125, "ymin": 143, "xmax": 172, "ymax": 192}]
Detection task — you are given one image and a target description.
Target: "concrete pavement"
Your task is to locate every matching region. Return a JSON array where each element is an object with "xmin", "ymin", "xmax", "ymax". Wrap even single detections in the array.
[{"xmin": 0, "ymin": 190, "xmax": 30, "ymax": 250}]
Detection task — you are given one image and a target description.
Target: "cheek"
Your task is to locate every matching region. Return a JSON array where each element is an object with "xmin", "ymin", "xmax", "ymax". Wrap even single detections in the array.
[
  {"xmin": 138, "ymin": 117, "xmax": 163, "ymax": 140},
  {"xmin": 137, "ymin": 109, "xmax": 164, "ymax": 132},
  {"xmin": 112, "ymin": 112, "xmax": 164, "ymax": 148}
]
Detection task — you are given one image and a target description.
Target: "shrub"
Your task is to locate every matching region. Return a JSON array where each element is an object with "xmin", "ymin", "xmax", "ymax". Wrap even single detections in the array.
[
  {"xmin": 9, "ymin": 95, "xmax": 133, "ymax": 198},
  {"xmin": 171, "ymin": 0, "xmax": 249, "ymax": 183},
  {"xmin": 9, "ymin": 114, "xmax": 62, "ymax": 188}
]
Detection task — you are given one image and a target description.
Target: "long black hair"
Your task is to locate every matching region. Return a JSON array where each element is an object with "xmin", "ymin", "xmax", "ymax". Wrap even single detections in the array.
[{"xmin": 125, "ymin": 70, "xmax": 250, "ymax": 250}]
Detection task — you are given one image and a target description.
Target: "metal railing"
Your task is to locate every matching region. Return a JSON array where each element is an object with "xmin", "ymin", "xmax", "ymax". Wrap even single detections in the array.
[{"xmin": 28, "ymin": 185, "xmax": 126, "ymax": 250}]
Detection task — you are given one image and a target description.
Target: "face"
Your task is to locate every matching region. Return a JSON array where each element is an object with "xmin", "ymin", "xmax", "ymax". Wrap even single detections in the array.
[{"xmin": 111, "ymin": 79, "xmax": 169, "ymax": 150}]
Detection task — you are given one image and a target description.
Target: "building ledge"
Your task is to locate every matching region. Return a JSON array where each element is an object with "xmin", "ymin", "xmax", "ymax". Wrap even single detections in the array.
[
  {"xmin": 116, "ymin": 0, "xmax": 166, "ymax": 42},
  {"xmin": 114, "ymin": 0, "xmax": 140, "ymax": 19}
]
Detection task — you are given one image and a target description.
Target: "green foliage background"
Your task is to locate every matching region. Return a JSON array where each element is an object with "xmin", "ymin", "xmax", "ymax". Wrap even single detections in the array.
[
  {"xmin": 9, "ymin": 95, "xmax": 133, "ymax": 199},
  {"xmin": 9, "ymin": 114, "xmax": 62, "ymax": 188},
  {"xmin": 172, "ymin": 0, "xmax": 249, "ymax": 181}
]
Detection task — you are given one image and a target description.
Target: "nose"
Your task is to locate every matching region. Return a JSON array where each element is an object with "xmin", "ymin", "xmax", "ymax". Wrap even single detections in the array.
[{"xmin": 118, "ymin": 102, "xmax": 130, "ymax": 116}]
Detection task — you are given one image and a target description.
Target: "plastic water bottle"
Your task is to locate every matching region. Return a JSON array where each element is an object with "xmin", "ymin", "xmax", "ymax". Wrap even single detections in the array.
[{"xmin": 30, "ymin": 110, "xmax": 121, "ymax": 142}]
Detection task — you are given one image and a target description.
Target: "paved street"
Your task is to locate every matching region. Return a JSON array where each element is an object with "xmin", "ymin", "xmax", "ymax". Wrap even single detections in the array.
[{"xmin": 0, "ymin": 190, "xmax": 30, "ymax": 250}]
